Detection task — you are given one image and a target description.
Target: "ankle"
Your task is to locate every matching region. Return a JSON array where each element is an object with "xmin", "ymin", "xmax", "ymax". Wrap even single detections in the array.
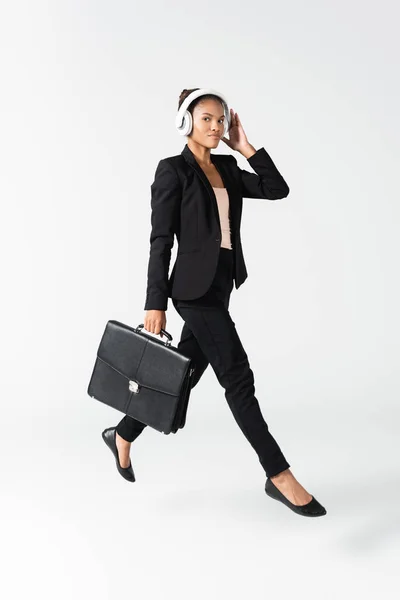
[
  {"xmin": 116, "ymin": 432, "xmax": 131, "ymax": 448},
  {"xmin": 270, "ymin": 468, "xmax": 292, "ymax": 482}
]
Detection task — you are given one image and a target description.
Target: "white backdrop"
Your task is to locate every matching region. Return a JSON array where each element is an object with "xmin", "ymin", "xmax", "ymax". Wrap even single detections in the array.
[{"xmin": 1, "ymin": 1, "xmax": 399, "ymax": 598}]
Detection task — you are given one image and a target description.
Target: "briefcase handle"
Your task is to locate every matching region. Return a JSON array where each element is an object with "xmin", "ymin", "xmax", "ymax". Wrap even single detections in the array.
[{"xmin": 134, "ymin": 323, "xmax": 173, "ymax": 346}]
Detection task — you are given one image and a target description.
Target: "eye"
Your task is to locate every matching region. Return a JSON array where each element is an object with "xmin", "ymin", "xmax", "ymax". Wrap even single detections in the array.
[{"xmin": 203, "ymin": 117, "xmax": 225, "ymax": 123}]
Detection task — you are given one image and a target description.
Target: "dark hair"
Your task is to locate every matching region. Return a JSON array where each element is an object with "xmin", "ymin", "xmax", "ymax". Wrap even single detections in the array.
[{"xmin": 178, "ymin": 88, "xmax": 224, "ymax": 115}]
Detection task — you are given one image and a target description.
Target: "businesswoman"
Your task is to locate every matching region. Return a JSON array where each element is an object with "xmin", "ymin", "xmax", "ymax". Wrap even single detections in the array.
[{"xmin": 102, "ymin": 88, "xmax": 327, "ymax": 518}]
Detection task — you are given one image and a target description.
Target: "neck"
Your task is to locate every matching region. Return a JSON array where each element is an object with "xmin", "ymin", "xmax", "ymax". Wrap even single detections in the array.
[{"xmin": 186, "ymin": 139, "xmax": 213, "ymax": 166}]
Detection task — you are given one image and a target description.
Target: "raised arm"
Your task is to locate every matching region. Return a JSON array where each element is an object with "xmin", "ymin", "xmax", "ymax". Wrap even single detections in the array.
[{"xmin": 231, "ymin": 146, "xmax": 290, "ymax": 200}]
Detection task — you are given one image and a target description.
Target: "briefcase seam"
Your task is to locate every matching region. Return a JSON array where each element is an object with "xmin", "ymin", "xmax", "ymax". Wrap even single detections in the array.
[
  {"xmin": 96, "ymin": 355, "xmax": 182, "ymax": 398},
  {"xmin": 134, "ymin": 338, "xmax": 148, "ymax": 390}
]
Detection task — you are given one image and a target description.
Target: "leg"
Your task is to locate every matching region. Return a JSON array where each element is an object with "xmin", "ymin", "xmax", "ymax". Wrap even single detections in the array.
[
  {"xmin": 176, "ymin": 321, "xmax": 210, "ymax": 388},
  {"xmin": 174, "ymin": 299, "xmax": 291, "ymax": 478}
]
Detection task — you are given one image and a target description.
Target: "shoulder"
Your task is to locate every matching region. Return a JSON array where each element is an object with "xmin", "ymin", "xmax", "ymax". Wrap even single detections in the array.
[
  {"xmin": 163, "ymin": 155, "xmax": 186, "ymax": 170},
  {"xmin": 153, "ymin": 155, "xmax": 181, "ymax": 173},
  {"xmin": 152, "ymin": 155, "xmax": 184, "ymax": 176},
  {"xmin": 155, "ymin": 151, "xmax": 236, "ymax": 173},
  {"xmin": 215, "ymin": 152, "xmax": 237, "ymax": 164}
]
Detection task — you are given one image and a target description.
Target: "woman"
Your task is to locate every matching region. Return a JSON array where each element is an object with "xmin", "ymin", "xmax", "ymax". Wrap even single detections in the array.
[{"xmin": 102, "ymin": 88, "xmax": 327, "ymax": 518}]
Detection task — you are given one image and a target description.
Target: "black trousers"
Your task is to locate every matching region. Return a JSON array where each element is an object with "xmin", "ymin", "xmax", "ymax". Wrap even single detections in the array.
[{"xmin": 117, "ymin": 247, "xmax": 290, "ymax": 478}]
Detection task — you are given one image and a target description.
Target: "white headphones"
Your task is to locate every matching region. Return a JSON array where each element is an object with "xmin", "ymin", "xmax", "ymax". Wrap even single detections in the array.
[{"xmin": 175, "ymin": 88, "xmax": 230, "ymax": 137}]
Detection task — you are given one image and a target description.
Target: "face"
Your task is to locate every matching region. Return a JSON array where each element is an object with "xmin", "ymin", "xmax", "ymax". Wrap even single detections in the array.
[{"xmin": 189, "ymin": 98, "xmax": 226, "ymax": 148}]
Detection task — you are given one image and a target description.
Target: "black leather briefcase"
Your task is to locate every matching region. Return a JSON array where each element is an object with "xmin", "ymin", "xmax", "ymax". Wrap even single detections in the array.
[{"xmin": 87, "ymin": 320, "xmax": 195, "ymax": 434}]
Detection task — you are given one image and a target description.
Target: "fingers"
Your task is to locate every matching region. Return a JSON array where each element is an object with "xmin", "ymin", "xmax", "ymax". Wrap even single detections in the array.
[
  {"xmin": 143, "ymin": 314, "xmax": 166, "ymax": 337},
  {"xmin": 229, "ymin": 108, "xmax": 242, "ymax": 129}
]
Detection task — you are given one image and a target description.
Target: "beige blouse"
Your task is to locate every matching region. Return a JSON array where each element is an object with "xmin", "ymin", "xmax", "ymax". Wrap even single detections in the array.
[{"xmin": 212, "ymin": 187, "xmax": 232, "ymax": 250}]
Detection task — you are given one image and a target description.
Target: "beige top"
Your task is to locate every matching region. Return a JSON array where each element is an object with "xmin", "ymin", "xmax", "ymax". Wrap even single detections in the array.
[{"xmin": 212, "ymin": 187, "xmax": 232, "ymax": 250}]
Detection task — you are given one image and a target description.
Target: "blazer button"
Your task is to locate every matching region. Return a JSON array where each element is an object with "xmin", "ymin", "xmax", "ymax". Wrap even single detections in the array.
[{"xmin": 216, "ymin": 237, "xmax": 220, "ymax": 242}]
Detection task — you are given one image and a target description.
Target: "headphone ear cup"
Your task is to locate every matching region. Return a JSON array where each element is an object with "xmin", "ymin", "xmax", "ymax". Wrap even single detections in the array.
[
  {"xmin": 177, "ymin": 109, "xmax": 192, "ymax": 136},
  {"xmin": 223, "ymin": 107, "xmax": 230, "ymax": 137},
  {"xmin": 184, "ymin": 110, "xmax": 193, "ymax": 136}
]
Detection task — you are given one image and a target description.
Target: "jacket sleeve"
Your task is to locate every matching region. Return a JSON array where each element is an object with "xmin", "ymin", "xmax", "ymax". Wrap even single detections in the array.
[
  {"xmin": 144, "ymin": 159, "xmax": 181, "ymax": 311},
  {"xmin": 231, "ymin": 147, "xmax": 290, "ymax": 200}
]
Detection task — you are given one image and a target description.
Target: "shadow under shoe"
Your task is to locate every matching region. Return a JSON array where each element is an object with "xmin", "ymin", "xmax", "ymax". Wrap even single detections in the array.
[
  {"xmin": 265, "ymin": 477, "xmax": 326, "ymax": 517},
  {"xmin": 102, "ymin": 426, "xmax": 136, "ymax": 482}
]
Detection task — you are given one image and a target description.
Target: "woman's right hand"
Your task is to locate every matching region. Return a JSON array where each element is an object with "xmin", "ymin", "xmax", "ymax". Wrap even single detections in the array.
[{"xmin": 144, "ymin": 310, "xmax": 167, "ymax": 338}]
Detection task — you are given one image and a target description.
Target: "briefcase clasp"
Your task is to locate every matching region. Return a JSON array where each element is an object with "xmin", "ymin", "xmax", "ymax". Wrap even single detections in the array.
[{"xmin": 128, "ymin": 380, "xmax": 140, "ymax": 393}]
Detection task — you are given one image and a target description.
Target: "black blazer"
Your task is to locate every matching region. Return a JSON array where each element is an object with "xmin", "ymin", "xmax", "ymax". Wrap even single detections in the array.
[{"xmin": 144, "ymin": 143, "xmax": 290, "ymax": 311}]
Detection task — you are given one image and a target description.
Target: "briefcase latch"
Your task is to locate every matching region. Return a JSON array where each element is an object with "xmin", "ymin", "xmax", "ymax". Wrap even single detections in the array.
[{"xmin": 128, "ymin": 380, "xmax": 140, "ymax": 393}]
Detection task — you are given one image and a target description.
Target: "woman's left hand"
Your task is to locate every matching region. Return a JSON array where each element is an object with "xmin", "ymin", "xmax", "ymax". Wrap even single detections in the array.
[{"xmin": 221, "ymin": 108, "xmax": 250, "ymax": 153}]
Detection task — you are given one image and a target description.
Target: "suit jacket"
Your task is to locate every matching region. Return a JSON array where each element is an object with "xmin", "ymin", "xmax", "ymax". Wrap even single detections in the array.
[{"xmin": 144, "ymin": 143, "xmax": 290, "ymax": 311}]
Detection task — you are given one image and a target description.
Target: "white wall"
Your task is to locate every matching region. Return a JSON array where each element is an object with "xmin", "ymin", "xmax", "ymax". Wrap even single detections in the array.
[{"xmin": 1, "ymin": 1, "xmax": 399, "ymax": 598}]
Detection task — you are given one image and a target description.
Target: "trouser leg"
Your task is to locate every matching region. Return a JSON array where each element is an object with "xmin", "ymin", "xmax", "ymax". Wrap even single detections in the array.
[
  {"xmin": 116, "ymin": 413, "xmax": 147, "ymax": 443},
  {"xmin": 173, "ymin": 299, "xmax": 291, "ymax": 478},
  {"xmin": 115, "ymin": 320, "xmax": 209, "ymax": 442},
  {"xmin": 175, "ymin": 322, "xmax": 210, "ymax": 388}
]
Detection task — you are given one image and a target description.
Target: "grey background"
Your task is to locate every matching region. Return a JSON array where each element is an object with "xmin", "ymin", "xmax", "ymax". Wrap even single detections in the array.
[{"xmin": 1, "ymin": 1, "xmax": 399, "ymax": 598}]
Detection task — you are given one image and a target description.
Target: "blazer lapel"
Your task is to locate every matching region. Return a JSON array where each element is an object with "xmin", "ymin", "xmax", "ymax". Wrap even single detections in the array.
[{"xmin": 181, "ymin": 143, "xmax": 238, "ymax": 239}]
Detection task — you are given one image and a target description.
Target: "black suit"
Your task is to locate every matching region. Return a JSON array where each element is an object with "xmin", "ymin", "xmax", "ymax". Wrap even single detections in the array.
[
  {"xmin": 116, "ymin": 142, "xmax": 292, "ymax": 479},
  {"xmin": 144, "ymin": 143, "xmax": 289, "ymax": 310}
]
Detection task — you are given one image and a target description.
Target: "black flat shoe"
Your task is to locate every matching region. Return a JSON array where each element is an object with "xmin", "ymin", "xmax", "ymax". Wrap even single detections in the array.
[
  {"xmin": 265, "ymin": 477, "xmax": 326, "ymax": 517},
  {"xmin": 102, "ymin": 427, "xmax": 136, "ymax": 482}
]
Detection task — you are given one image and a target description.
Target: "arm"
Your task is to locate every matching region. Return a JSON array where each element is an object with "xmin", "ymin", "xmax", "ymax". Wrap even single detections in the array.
[
  {"xmin": 232, "ymin": 146, "xmax": 290, "ymax": 200},
  {"xmin": 144, "ymin": 159, "xmax": 181, "ymax": 311}
]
